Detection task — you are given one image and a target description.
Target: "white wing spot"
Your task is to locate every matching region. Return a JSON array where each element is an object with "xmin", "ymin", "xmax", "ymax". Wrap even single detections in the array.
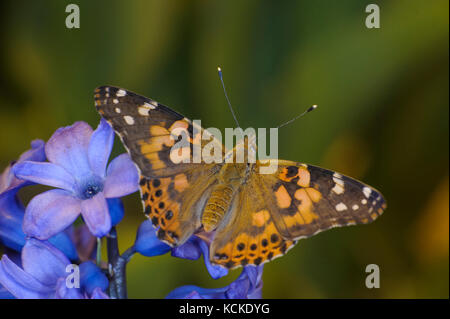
[
  {"xmin": 138, "ymin": 106, "xmax": 150, "ymax": 116},
  {"xmin": 150, "ymin": 100, "xmax": 158, "ymax": 107},
  {"xmin": 123, "ymin": 115, "xmax": 135, "ymax": 125},
  {"xmin": 335, "ymin": 203, "xmax": 348, "ymax": 211},
  {"xmin": 332, "ymin": 174, "xmax": 345, "ymax": 195},
  {"xmin": 352, "ymin": 204, "xmax": 359, "ymax": 210},
  {"xmin": 332, "ymin": 183, "xmax": 344, "ymax": 195},
  {"xmin": 113, "ymin": 99, "xmax": 119, "ymax": 104},
  {"xmin": 361, "ymin": 199, "xmax": 368, "ymax": 205},
  {"xmin": 115, "ymin": 107, "xmax": 121, "ymax": 114},
  {"xmin": 117, "ymin": 89, "xmax": 127, "ymax": 97},
  {"xmin": 145, "ymin": 102, "xmax": 156, "ymax": 109},
  {"xmin": 363, "ymin": 187, "xmax": 372, "ymax": 198}
]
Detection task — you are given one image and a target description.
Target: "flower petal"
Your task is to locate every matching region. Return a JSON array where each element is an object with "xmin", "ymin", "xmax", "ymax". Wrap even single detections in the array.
[
  {"xmin": 0, "ymin": 194, "xmax": 26, "ymax": 251},
  {"xmin": 45, "ymin": 122, "xmax": 93, "ymax": 178},
  {"xmin": 90, "ymin": 287, "xmax": 110, "ymax": 299},
  {"xmin": 242, "ymin": 265, "xmax": 264, "ymax": 291},
  {"xmin": 73, "ymin": 225, "xmax": 97, "ymax": 262},
  {"xmin": 54, "ymin": 277, "xmax": 83, "ymax": 299},
  {"xmin": 79, "ymin": 261, "xmax": 109, "ymax": 295},
  {"xmin": 135, "ymin": 220, "xmax": 171, "ymax": 257},
  {"xmin": 0, "ymin": 283, "xmax": 15, "ymax": 299},
  {"xmin": 166, "ymin": 285, "xmax": 227, "ymax": 299},
  {"xmin": 21, "ymin": 239, "xmax": 70, "ymax": 286},
  {"xmin": 48, "ymin": 229, "xmax": 78, "ymax": 261},
  {"xmin": 225, "ymin": 277, "xmax": 250, "ymax": 299},
  {"xmin": 18, "ymin": 140, "xmax": 46, "ymax": 163},
  {"xmin": 198, "ymin": 239, "xmax": 228, "ymax": 279},
  {"xmin": 23, "ymin": 189, "xmax": 81, "ymax": 240},
  {"xmin": 0, "ymin": 139, "xmax": 46, "ymax": 195},
  {"xmin": 0, "ymin": 255, "xmax": 54, "ymax": 299},
  {"xmin": 88, "ymin": 119, "xmax": 114, "ymax": 178},
  {"xmin": 13, "ymin": 161, "xmax": 76, "ymax": 192},
  {"xmin": 171, "ymin": 238, "xmax": 202, "ymax": 260},
  {"xmin": 107, "ymin": 198, "xmax": 125, "ymax": 226},
  {"xmin": 103, "ymin": 153, "xmax": 139, "ymax": 198},
  {"xmin": 80, "ymin": 193, "xmax": 111, "ymax": 237}
]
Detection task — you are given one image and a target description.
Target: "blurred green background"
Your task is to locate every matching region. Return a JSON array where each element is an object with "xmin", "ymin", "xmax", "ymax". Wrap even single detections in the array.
[{"xmin": 0, "ymin": 0, "xmax": 448, "ymax": 298}]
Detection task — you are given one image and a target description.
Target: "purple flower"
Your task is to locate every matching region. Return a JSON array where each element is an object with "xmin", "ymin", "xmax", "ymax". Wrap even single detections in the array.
[
  {"xmin": 0, "ymin": 238, "xmax": 108, "ymax": 299},
  {"xmin": 0, "ymin": 140, "xmax": 45, "ymax": 251},
  {"xmin": 0, "ymin": 140, "xmax": 73, "ymax": 259},
  {"xmin": 0, "ymin": 284, "xmax": 14, "ymax": 299},
  {"xmin": 134, "ymin": 220, "xmax": 228, "ymax": 279},
  {"xmin": 13, "ymin": 120, "xmax": 139, "ymax": 238},
  {"xmin": 166, "ymin": 265, "xmax": 264, "ymax": 299},
  {"xmin": 0, "ymin": 140, "xmax": 46, "ymax": 197},
  {"xmin": 0, "ymin": 141, "xmax": 87, "ymax": 260},
  {"xmin": 0, "ymin": 249, "xmax": 20, "ymax": 299}
]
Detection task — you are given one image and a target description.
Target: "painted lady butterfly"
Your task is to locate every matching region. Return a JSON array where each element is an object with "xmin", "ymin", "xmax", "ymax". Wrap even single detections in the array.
[{"xmin": 95, "ymin": 86, "xmax": 386, "ymax": 269}]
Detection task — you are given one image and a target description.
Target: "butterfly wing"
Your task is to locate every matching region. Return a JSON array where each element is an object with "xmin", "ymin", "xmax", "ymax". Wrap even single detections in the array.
[
  {"xmin": 210, "ymin": 177, "xmax": 298, "ymax": 269},
  {"xmin": 95, "ymin": 86, "xmax": 224, "ymax": 178},
  {"xmin": 210, "ymin": 160, "xmax": 386, "ymax": 269},
  {"xmin": 263, "ymin": 160, "xmax": 387, "ymax": 239},
  {"xmin": 139, "ymin": 169, "xmax": 218, "ymax": 246},
  {"xmin": 95, "ymin": 86, "xmax": 223, "ymax": 246}
]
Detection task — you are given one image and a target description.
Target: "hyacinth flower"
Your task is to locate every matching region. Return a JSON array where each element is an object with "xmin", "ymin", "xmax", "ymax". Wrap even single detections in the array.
[
  {"xmin": 13, "ymin": 119, "xmax": 138, "ymax": 239},
  {"xmin": 134, "ymin": 220, "xmax": 228, "ymax": 280},
  {"xmin": 166, "ymin": 265, "xmax": 263, "ymax": 299},
  {"xmin": 0, "ymin": 238, "xmax": 109, "ymax": 299},
  {"xmin": 0, "ymin": 140, "xmax": 45, "ymax": 251},
  {"xmin": 0, "ymin": 140, "xmax": 79, "ymax": 260},
  {"xmin": 0, "ymin": 249, "xmax": 20, "ymax": 299},
  {"xmin": 135, "ymin": 220, "xmax": 263, "ymax": 298}
]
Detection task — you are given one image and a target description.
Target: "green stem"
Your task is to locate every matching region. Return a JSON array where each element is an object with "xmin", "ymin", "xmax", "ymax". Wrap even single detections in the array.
[{"xmin": 96, "ymin": 237, "xmax": 102, "ymax": 266}]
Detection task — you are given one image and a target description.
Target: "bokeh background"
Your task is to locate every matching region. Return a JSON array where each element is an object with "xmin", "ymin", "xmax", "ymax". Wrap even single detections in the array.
[{"xmin": 0, "ymin": 0, "xmax": 448, "ymax": 298}]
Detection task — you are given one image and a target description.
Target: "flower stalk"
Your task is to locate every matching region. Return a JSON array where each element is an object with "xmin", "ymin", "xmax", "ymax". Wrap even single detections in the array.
[{"xmin": 106, "ymin": 227, "xmax": 135, "ymax": 299}]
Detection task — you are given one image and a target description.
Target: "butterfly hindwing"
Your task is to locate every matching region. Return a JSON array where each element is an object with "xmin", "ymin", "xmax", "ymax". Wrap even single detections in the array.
[
  {"xmin": 139, "ymin": 167, "xmax": 219, "ymax": 246},
  {"xmin": 210, "ymin": 175, "xmax": 297, "ymax": 269}
]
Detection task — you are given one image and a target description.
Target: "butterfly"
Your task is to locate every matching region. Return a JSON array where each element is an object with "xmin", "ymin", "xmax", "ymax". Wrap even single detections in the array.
[{"xmin": 94, "ymin": 86, "xmax": 386, "ymax": 269}]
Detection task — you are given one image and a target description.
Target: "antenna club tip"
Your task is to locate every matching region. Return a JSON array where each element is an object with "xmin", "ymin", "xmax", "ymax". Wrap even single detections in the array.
[
  {"xmin": 217, "ymin": 66, "xmax": 222, "ymax": 72},
  {"xmin": 307, "ymin": 104, "xmax": 318, "ymax": 112}
]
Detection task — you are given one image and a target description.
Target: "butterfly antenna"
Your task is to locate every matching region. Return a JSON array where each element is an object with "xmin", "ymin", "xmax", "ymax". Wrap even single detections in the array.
[
  {"xmin": 276, "ymin": 104, "xmax": 318, "ymax": 129},
  {"xmin": 218, "ymin": 66, "xmax": 240, "ymax": 128}
]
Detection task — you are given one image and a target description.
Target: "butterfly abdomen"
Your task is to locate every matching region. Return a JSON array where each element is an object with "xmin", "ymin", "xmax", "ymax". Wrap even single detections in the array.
[{"xmin": 202, "ymin": 184, "xmax": 234, "ymax": 232}]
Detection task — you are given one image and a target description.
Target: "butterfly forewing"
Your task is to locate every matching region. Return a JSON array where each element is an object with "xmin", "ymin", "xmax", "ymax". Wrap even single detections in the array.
[
  {"xmin": 94, "ymin": 86, "xmax": 223, "ymax": 246},
  {"xmin": 260, "ymin": 160, "xmax": 386, "ymax": 240},
  {"xmin": 94, "ymin": 86, "xmax": 223, "ymax": 178}
]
